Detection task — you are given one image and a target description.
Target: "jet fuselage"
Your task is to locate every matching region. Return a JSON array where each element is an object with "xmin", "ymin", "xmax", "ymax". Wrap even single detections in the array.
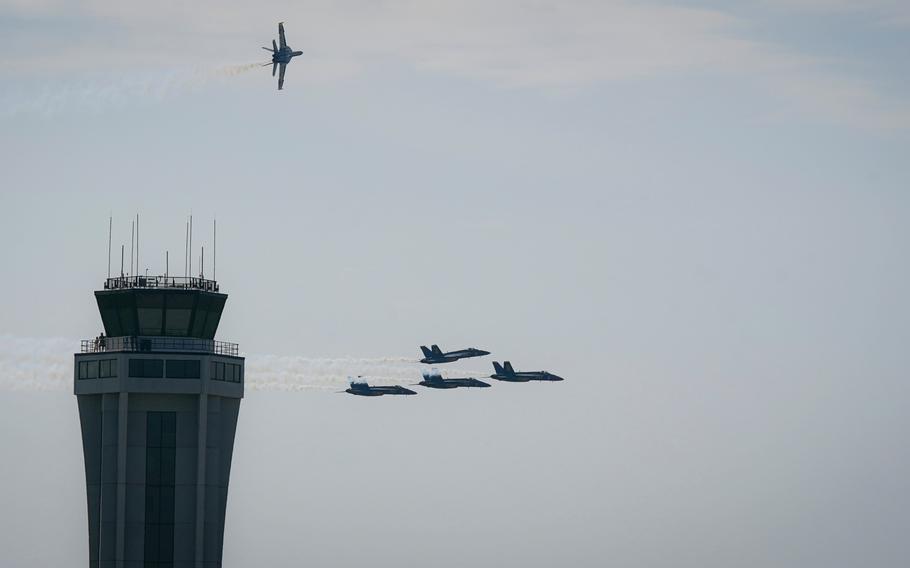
[
  {"xmin": 345, "ymin": 383, "xmax": 417, "ymax": 396},
  {"xmin": 419, "ymin": 377, "xmax": 491, "ymax": 389},
  {"xmin": 489, "ymin": 371, "xmax": 563, "ymax": 382},
  {"xmin": 490, "ymin": 361, "xmax": 564, "ymax": 382},
  {"xmin": 272, "ymin": 47, "xmax": 303, "ymax": 64},
  {"xmin": 420, "ymin": 346, "xmax": 490, "ymax": 364}
]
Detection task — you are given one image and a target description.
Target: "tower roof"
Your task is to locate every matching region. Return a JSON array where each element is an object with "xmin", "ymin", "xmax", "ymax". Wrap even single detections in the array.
[{"xmin": 95, "ymin": 276, "xmax": 227, "ymax": 340}]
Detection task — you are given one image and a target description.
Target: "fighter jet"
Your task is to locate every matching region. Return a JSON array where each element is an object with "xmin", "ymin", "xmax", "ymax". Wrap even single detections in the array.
[
  {"xmin": 419, "ymin": 344, "xmax": 490, "ymax": 364},
  {"xmin": 261, "ymin": 22, "xmax": 303, "ymax": 90},
  {"xmin": 417, "ymin": 370, "xmax": 491, "ymax": 389},
  {"xmin": 344, "ymin": 379, "xmax": 417, "ymax": 397},
  {"xmin": 490, "ymin": 361, "xmax": 564, "ymax": 382}
]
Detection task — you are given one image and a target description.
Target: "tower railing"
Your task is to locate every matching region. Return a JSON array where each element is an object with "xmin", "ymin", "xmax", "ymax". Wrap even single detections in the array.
[
  {"xmin": 81, "ymin": 336, "xmax": 239, "ymax": 356},
  {"xmin": 104, "ymin": 275, "xmax": 219, "ymax": 292}
]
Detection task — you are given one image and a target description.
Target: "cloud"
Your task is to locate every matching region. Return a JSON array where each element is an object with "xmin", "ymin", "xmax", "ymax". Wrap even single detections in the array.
[
  {"xmin": 760, "ymin": 0, "xmax": 910, "ymax": 26},
  {"xmin": 1, "ymin": 0, "xmax": 908, "ymax": 128},
  {"xmin": 0, "ymin": 0, "xmax": 765, "ymax": 83}
]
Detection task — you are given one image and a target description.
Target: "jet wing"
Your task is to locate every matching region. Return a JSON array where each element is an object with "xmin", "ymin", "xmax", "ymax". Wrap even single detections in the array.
[
  {"xmin": 279, "ymin": 22, "xmax": 288, "ymax": 49},
  {"xmin": 278, "ymin": 62, "xmax": 287, "ymax": 90}
]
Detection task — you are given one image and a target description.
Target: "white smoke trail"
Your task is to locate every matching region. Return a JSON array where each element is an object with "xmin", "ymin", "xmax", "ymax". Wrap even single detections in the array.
[
  {"xmin": 0, "ymin": 335, "xmax": 74, "ymax": 391},
  {"xmin": 214, "ymin": 63, "xmax": 265, "ymax": 77},
  {"xmin": 0, "ymin": 63, "xmax": 266, "ymax": 120},
  {"xmin": 0, "ymin": 337, "xmax": 491, "ymax": 392},
  {"xmin": 244, "ymin": 354, "xmax": 422, "ymax": 391}
]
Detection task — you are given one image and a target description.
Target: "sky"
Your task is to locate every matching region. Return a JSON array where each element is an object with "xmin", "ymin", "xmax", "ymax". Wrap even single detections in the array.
[{"xmin": 1, "ymin": 1, "xmax": 909, "ymax": 567}]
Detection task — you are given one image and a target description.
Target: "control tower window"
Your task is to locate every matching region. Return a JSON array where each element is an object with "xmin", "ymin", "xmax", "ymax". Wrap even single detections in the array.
[
  {"xmin": 99, "ymin": 359, "xmax": 118, "ymax": 378},
  {"xmin": 136, "ymin": 292, "xmax": 164, "ymax": 336},
  {"xmin": 165, "ymin": 360, "xmax": 200, "ymax": 379},
  {"xmin": 129, "ymin": 359, "xmax": 164, "ymax": 378},
  {"xmin": 164, "ymin": 293, "xmax": 194, "ymax": 337},
  {"xmin": 78, "ymin": 359, "xmax": 118, "ymax": 379},
  {"xmin": 211, "ymin": 361, "xmax": 242, "ymax": 383},
  {"xmin": 78, "ymin": 360, "xmax": 97, "ymax": 379},
  {"xmin": 145, "ymin": 412, "xmax": 176, "ymax": 567}
]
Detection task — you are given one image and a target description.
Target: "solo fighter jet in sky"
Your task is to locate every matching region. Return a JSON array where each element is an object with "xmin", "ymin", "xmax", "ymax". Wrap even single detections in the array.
[
  {"xmin": 345, "ymin": 379, "xmax": 417, "ymax": 397},
  {"xmin": 419, "ymin": 344, "xmax": 490, "ymax": 364},
  {"xmin": 417, "ymin": 370, "xmax": 491, "ymax": 389},
  {"xmin": 261, "ymin": 22, "xmax": 302, "ymax": 90},
  {"xmin": 490, "ymin": 361, "xmax": 564, "ymax": 382}
]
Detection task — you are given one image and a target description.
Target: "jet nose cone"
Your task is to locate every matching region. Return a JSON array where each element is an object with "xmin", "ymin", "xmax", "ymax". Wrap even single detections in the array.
[{"xmin": 552, "ymin": 375, "xmax": 565, "ymax": 381}]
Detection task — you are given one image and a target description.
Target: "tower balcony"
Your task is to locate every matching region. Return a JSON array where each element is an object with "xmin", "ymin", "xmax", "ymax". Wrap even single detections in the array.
[{"xmin": 80, "ymin": 335, "xmax": 239, "ymax": 356}]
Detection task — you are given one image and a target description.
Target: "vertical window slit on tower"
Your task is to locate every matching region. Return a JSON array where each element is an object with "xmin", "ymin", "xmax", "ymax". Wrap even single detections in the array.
[{"xmin": 144, "ymin": 411, "xmax": 176, "ymax": 568}]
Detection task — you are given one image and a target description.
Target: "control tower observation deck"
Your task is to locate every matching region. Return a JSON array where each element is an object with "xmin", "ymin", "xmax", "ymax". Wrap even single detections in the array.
[{"xmin": 74, "ymin": 275, "xmax": 243, "ymax": 568}]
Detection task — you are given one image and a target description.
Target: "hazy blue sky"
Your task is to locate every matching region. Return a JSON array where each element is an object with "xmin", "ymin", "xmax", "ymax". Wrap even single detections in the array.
[{"xmin": 1, "ymin": 1, "xmax": 909, "ymax": 567}]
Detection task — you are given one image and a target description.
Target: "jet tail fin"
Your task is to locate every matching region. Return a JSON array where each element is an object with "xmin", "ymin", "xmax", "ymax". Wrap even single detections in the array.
[
  {"xmin": 493, "ymin": 361, "xmax": 505, "ymax": 375},
  {"xmin": 272, "ymin": 39, "xmax": 278, "ymax": 52},
  {"xmin": 420, "ymin": 346, "xmax": 432, "ymax": 358},
  {"xmin": 431, "ymin": 344, "xmax": 443, "ymax": 355},
  {"xmin": 503, "ymin": 361, "xmax": 515, "ymax": 374}
]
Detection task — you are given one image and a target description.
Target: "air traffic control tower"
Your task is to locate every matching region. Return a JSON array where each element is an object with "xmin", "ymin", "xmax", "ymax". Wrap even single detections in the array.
[{"xmin": 74, "ymin": 274, "xmax": 243, "ymax": 568}]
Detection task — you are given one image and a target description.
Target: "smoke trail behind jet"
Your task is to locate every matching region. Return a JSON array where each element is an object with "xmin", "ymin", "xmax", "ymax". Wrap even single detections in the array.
[
  {"xmin": 0, "ymin": 336, "xmax": 74, "ymax": 391},
  {"xmin": 0, "ymin": 336, "xmax": 489, "ymax": 391},
  {"xmin": 0, "ymin": 62, "xmax": 266, "ymax": 120},
  {"xmin": 214, "ymin": 63, "xmax": 264, "ymax": 77}
]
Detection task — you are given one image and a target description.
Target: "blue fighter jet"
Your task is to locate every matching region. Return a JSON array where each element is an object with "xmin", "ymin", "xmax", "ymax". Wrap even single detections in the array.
[
  {"xmin": 419, "ymin": 344, "xmax": 490, "ymax": 364},
  {"xmin": 261, "ymin": 22, "xmax": 302, "ymax": 90},
  {"xmin": 490, "ymin": 361, "xmax": 564, "ymax": 382},
  {"xmin": 417, "ymin": 370, "xmax": 491, "ymax": 389},
  {"xmin": 345, "ymin": 379, "xmax": 417, "ymax": 397}
]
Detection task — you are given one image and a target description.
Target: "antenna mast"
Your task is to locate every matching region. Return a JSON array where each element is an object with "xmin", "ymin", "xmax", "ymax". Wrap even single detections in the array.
[
  {"xmin": 136, "ymin": 213, "xmax": 140, "ymax": 279},
  {"xmin": 213, "ymin": 218, "xmax": 217, "ymax": 281},
  {"xmin": 120, "ymin": 245, "xmax": 124, "ymax": 277},
  {"xmin": 184, "ymin": 219, "xmax": 189, "ymax": 278},
  {"xmin": 107, "ymin": 216, "xmax": 112, "ymax": 278},
  {"xmin": 189, "ymin": 214, "xmax": 193, "ymax": 278},
  {"xmin": 130, "ymin": 219, "xmax": 135, "ymax": 277}
]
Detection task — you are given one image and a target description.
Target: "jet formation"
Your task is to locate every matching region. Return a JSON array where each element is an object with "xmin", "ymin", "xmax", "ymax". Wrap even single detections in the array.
[
  {"xmin": 261, "ymin": 22, "xmax": 302, "ymax": 90},
  {"xmin": 344, "ymin": 345, "xmax": 563, "ymax": 397},
  {"xmin": 254, "ymin": 23, "xmax": 564, "ymax": 392}
]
